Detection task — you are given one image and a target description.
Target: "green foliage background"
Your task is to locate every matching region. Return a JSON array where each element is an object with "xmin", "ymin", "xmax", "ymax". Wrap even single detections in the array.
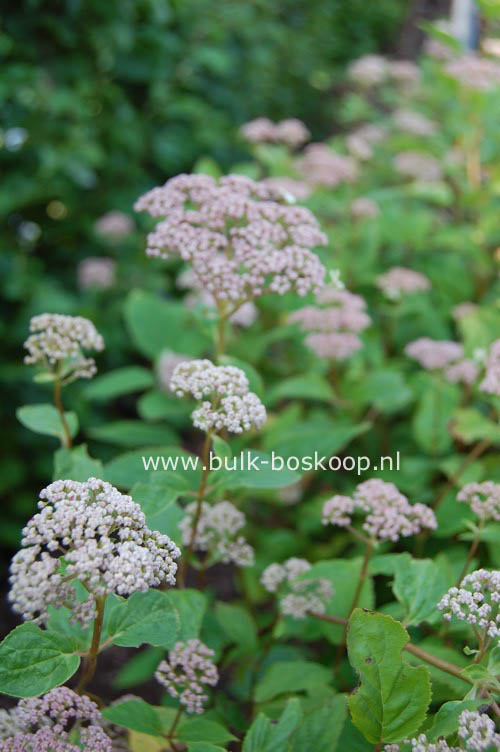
[{"xmin": 0, "ymin": 0, "xmax": 410, "ymax": 546}]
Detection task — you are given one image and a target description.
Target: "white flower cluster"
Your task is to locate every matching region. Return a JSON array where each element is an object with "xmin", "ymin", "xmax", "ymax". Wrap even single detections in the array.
[
  {"xmin": 295, "ymin": 143, "xmax": 359, "ymax": 188},
  {"xmin": 155, "ymin": 639, "xmax": 218, "ymax": 714},
  {"xmin": 438, "ymin": 569, "xmax": 500, "ymax": 641},
  {"xmin": 290, "ymin": 287, "xmax": 371, "ymax": 361},
  {"xmin": 405, "ymin": 338, "xmax": 479, "ymax": 386},
  {"xmin": 9, "ymin": 478, "xmax": 180, "ymax": 626},
  {"xmin": 239, "ymin": 117, "xmax": 310, "ymax": 148},
  {"xmin": 445, "ymin": 54, "xmax": 500, "ymax": 91},
  {"xmin": 384, "ymin": 710, "xmax": 500, "ymax": 752},
  {"xmin": 135, "ymin": 174, "xmax": 326, "ymax": 305},
  {"xmin": 322, "ymin": 479, "xmax": 437, "ymax": 543},
  {"xmin": 24, "ymin": 313, "xmax": 104, "ymax": 382},
  {"xmin": 479, "ymin": 339, "xmax": 500, "ymax": 397},
  {"xmin": 0, "ymin": 687, "xmax": 112, "ymax": 751},
  {"xmin": 457, "ymin": 482, "xmax": 500, "ymax": 522},
  {"xmin": 348, "ymin": 55, "xmax": 420, "ymax": 88},
  {"xmin": 170, "ymin": 359, "xmax": 266, "ymax": 434},
  {"xmin": 179, "ymin": 500, "xmax": 254, "ymax": 567},
  {"xmin": 261, "ymin": 557, "xmax": 333, "ymax": 619},
  {"xmin": 376, "ymin": 267, "xmax": 431, "ymax": 300},
  {"xmin": 157, "ymin": 350, "xmax": 193, "ymax": 393}
]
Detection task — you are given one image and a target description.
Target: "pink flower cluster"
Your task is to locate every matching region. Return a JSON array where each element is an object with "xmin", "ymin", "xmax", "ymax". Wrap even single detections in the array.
[
  {"xmin": 135, "ymin": 174, "xmax": 326, "ymax": 305},
  {"xmin": 346, "ymin": 124, "xmax": 386, "ymax": 161},
  {"xmin": 9, "ymin": 478, "xmax": 180, "ymax": 626},
  {"xmin": 479, "ymin": 339, "xmax": 500, "ymax": 396},
  {"xmin": 240, "ymin": 117, "xmax": 310, "ymax": 148},
  {"xmin": 394, "ymin": 152, "xmax": 443, "ymax": 182},
  {"xmin": 376, "ymin": 267, "xmax": 431, "ymax": 299},
  {"xmin": 155, "ymin": 639, "xmax": 218, "ymax": 714},
  {"xmin": 296, "ymin": 144, "xmax": 359, "ymax": 188},
  {"xmin": 290, "ymin": 288, "xmax": 371, "ymax": 361},
  {"xmin": 170, "ymin": 359, "xmax": 266, "ymax": 434},
  {"xmin": 457, "ymin": 481, "xmax": 500, "ymax": 522},
  {"xmin": 322, "ymin": 479, "xmax": 437, "ymax": 542},
  {"xmin": 177, "ymin": 267, "xmax": 258, "ymax": 328},
  {"xmin": 348, "ymin": 55, "xmax": 420, "ymax": 88},
  {"xmin": 24, "ymin": 313, "xmax": 104, "ymax": 382},
  {"xmin": 392, "ymin": 109, "xmax": 437, "ymax": 137},
  {"xmin": 0, "ymin": 687, "xmax": 112, "ymax": 751},
  {"xmin": 445, "ymin": 54, "xmax": 500, "ymax": 91},
  {"xmin": 261, "ymin": 557, "xmax": 333, "ymax": 619},
  {"xmin": 77, "ymin": 257, "xmax": 116, "ymax": 291},
  {"xmin": 384, "ymin": 710, "xmax": 500, "ymax": 752},
  {"xmin": 405, "ymin": 338, "xmax": 479, "ymax": 386},
  {"xmin": 179, "ymin": 500, "xmax": 254, "ymax": 567},
  {"xmin": 94, "ymin": 210, "xmax": 134, "ymax": 240}
]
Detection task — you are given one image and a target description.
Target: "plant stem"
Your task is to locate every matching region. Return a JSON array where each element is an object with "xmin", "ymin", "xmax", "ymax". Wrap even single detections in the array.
[
  {"xmin": 216, "ymin": 312, "xmax": 226, "ymax": 362},
  {"xmin": 309, "ymin": 612, "xmax": 474, "ymax": 686},
  {"xmin": 177, "ymin": 433, "xmax": 212, "ymax": 588},
  {"xmin": 53, "ymin": 376, "xmax": 72, "ymax": 448},
  {"xmin": 76, "ymin": 595, "xmax": 105, "ymax": 693},
  {"xmin": 457, "ymin": 518, "xmax": 484, "ymax": 586},
  {"xmin": 166, "ymin": 705, "xmax": 183, "ymax": 745}
]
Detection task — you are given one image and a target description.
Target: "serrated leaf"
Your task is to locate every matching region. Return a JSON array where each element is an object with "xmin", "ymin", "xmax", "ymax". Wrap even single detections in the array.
[
  {"xmin": 389, "ymin": 554, "xmax": 449, "ymax": 627},
  {"xmin": 215, "ymin": 602, "xmax": 258, "ymax": 653},
  {"xmin": 17, "ymin": 403, "xmax": 78, "ymax": 441},
  {"xmin": 106, "ymin": 590, "xmax": 180, "ymax": 648},
  {"xmin": 102, "ymin": 699, "xmax": 164, "ymax": 736},
  {"xmin": 167, "ymin": 589, "xmax": 207, "ymax": 640},
  {"xmin": 255, "ymin": 660, "xmax": 331, "ymax": 703},
  {"xmin": 266, "ymin": 698, "xmax": 303, "ymax": 752},
  {"xmin": 426, "ymin": 700, "xmax": 484, "ymax": 741},
  {"xmin": 290, "ymin": 695, "xmax": 347, "ymax": 752},
  {"xmin": 347, "ymin": 609, "xmax": 431, "ymax": 744},
  {"xmin": 242, "ymin": 714, "xmax": 272, "ymax": 752},
  {"xmin": 0, "ymin": 623, "xmax": 80, "ymax": 697},
  {"xmin": 178, "ymin": 718, "xmax": 236, "ymax": 744},
  {"xmin": 452, "ymin": 408, "xmax": 500, "ymax": 445}
]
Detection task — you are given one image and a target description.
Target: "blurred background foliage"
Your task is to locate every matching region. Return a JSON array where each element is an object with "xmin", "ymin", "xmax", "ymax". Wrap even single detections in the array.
[{"xmin": 0, "ymin": 0, "xmax": 417, "ymax": 548}]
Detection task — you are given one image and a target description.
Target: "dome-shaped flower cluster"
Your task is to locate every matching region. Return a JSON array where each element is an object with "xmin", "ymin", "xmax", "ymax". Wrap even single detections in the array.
[
  {"xmin": 179, "ymin": 500, "xmax": 254, "ymax": 567},
  {"xmin": 405, "ymin": 338, "xmax": 479, "ymax": 386},
  {"xmin": 348, "ymin": 55, "xmax": 420, "ymax": 89},
  {"xmin": 392, "ymin": 109, "xmax": 437, "ymax": 137},
  {"xmin": 376, "ymin": 267, "xmax": 431, "ymax": 299},
  {"xmin": 323, "ymin": 479, "xmax": 437, "ymax": 543},
  {"xmin": 0, "ymin": 687, "xmax": 113, "ymax": 751},
  {"xmin": 261, "ymin": 557, "xmax": 333, "ymax": 619},
  {"xmin": 77, "ymin": 257, "xmax": 116, "ymax": 291},
  {"xmin": 24, "ymin": 313, "xmax": 104, "ymax": 382},
  {"xmin": 239, "ymin": 117, "xmax": 310, "ymax": 148},
  {"xmin": 295, "ymin": 144, "xmax": 359, "ymax": 188},
  {"xmin": 155, "ymin": 639, "xmax": 218, "ymax": 714},
  {"xmin": 170, "ymin": 359, "xmax": 266, "ymax": 434},
  {"xmin": 438, "ymin": 569, "xmax": 500, "ymax": 641},
  {"xmin": 290, "ymin": 287, "xmax": 371, "ymax": 361},
  {"xmin": 457, "ymin": 481, "xmax": 500, "ymax": 522},
  {"xmin": 445, "ymin": 54, "xmax": 500, "ymax": 91},
  {"xmin": 394, "ymin": 151, "xmax": 443, "ymax": 182},
  {"xmin": 346, "ymin": 124, "xmax": 386, "ymax": 161},
  {"xmin": 134, "ymin": 174, "xmax": 326, "ymax": 306},
  {"xmin": 479, "ymin": 339, "xmax": 500, "ymax": 397},
  {"xmin": 177, "ymin": 267, "xmax": 258, "ymax": 328},
  {"xmin": 9, "ymin": 478, "xmax": 180, "ymax": 626}
]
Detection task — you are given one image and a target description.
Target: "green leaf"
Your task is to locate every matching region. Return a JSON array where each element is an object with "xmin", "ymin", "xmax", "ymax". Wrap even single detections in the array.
[
  {"xmin": 131, "ymin": 477, "xmax": 184, "ymax": 535},
  {"xmin": 17, "ymin": 403, "xmax": 78, "ymax": 441},
  {"xmin": 0, "ymin": 623, "xmax": 80, "ymax": 697},
  {"xmin": 178, "ymin": 718, "xmax": 236, "ymax": 744},
  {"xmin": 487, "ymin": 645, "xmax": 500, "ymax": 675},
  {"xmin": 113, "ymin": 647, "xmax": 164, "ymax": 689},
  {"xmin": 242, "ymin": 714, "xmax": 273, "ymax": 752},
  {"xmin": 263, "ymin": 415, "xmax": 369, "ymax": 463},
  {"xmin": 213, "ymin": 450, "xmax": 301, "ymax": 490},
  {"xmin": 167, "ymin": 589, "xmax": 207, "ymax": 640},
  {"xmin": 290, "ymin": 695, "xmax": 347, "ymax": 752},
  {"xmin": 104, "ymin": 446, "xmax": 200, "ymax": 489},
  {"xmin": 267, "ymin": 374, "xmax": 334, "ymax": 405},
  {"xmin": 412, "ymin": 379, "xmax": 461, "ymax": 455},
  {"xmin": 187, "ymin": 744, "xmax": 227, "ymax": 752},
  {"xmin": 347, "ymin": 609, "xmax": 431, "ymax": 744},
  {"xmin": 87, "ymin": 420, "xmax": 177, "ymax": 447},
  {"xmin": 102, "ymin": 700, "xmax": 164, "ymax": 737},
  {"xmin": 212, "ymin": 435, "xmax": 232, "ymax": 461},
  {"xmin": 105, "ymin": 590, "xmax": 180, "ymax": 648},
  {"xmin": 351, "ymin": 368, "xmax": 413, "ymax": 413},
  {"xmin": 452, "ymin": 408, "xmax": 500, "ymax": 445},
  {"xmin": 389, "ymin": 554, "xmax": 449, "ymax": 627},
  {"xmin": 84, "ymin": 366, "xmax": 154, "ymax": 401},
  {"xmin": 124, "ymin": 289, "xmax": 209, "ymax": 358},
  {"xmin": 214, "ymin": 602, "xmax": 258, "ymax": 654},
  {"xmin": 138, "ymin": 390, "xmax": 192, "ymax": 424},
  {"xmin": 426, "ymin": 700, "xmax": 484, "ymax": 741},
  {"xmin": 255, "ymin": 660, "xmax": 331, "ymax": 703},
  {"xmin": 53, "ymin": 444, "xmax": 103, "ymax": 481},
  {"xmin": 266, "ymin": 698, "xmax": 303, "ymax": 752}
]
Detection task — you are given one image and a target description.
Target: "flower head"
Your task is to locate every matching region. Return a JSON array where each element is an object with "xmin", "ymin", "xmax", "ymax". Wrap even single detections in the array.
[
  {"xmin": 135, "ymin": 174, "xmax": 326, "ymax": 305},
  {"xmin": 155, "ymin": 639, "xmax": 218, "ymax": 714},
  {"xmin": 445, "ymin": 54, "xmax": 500, "ymax": 91},
  {"xmin": 296, "ymin": 144, "xmax": 359, "ymax": 188},
  {"xmin": 346, "ymin": 124, "xmax": 385, "ymax": 161},
  {"xmin": 170, "ymin": 360, "xmax": 266, "ymax": 434},
  {"xmin": 239, "ymin": 117, "xmax": 310, "ymax": 147},
  {"xmin": 323, "ymin": 479, "xmax": 437, "ymax": 543},
  {"xmin": 348, "ymin": 54, "xmax": 388, "ymax": 86},
  {"xmin": 94, "ymin": 210, "xmax": 134, "ymax": 240},
  {"xmin": 261, "ymin": 557, "xmax": 333, "ymax": 619},
  {"xmin": 24, "ymin": 313, "xmax": 104, "ymax": 382},
  {"xmin": 179, "ymin": 500, "xmax": 254, "ymax": 567},
  {"xmin": 376, "ymin": 267, "xmax": 430, "ymax": 299},
  {"xmin": 393, "ymin": 109, "xmax": 437, "ymax": 137},
  {"xmin": 394, "ymin": 152, "xmax": 443, "ymax": 182},
  {"xmin": 479, "ymin": 339, "xmax": 500, "ymax": 396},
  {"xmin": 388, "ymin": 60, "xmax": 421, "ymax": 86},
  {"xmin": 0, "ymin": 687, "xmax": 112, "ymax": 751},
  {"xmin": 458, "ymin": 709, "xmax": 500, "ymax": 751},
  {"xmin": 9, "ymin": 478, "xmax": 180, "ymax": 626},
  {"xmin": 77, "ymin": 257, "xmax": 116, "ymax": 291},
  {"xmin": 405, "ymin": 338, "xmax": 478, "ymax": 386},
  {"xmin": 438, "ymin": 569, "xmax": 500, "ymax": 641}
]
